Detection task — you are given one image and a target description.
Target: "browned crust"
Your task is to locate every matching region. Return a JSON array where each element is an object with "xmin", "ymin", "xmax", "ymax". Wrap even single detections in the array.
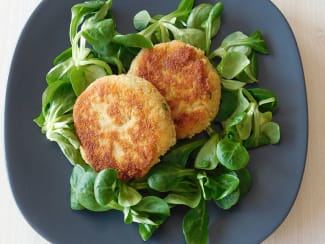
[
  {"xmin": 128, "ymin": 40, "xmax": 221, "ymax": 138},
  {"xmin": 73, "ymin": 75, "xmax": 176, "ymax": 180}
]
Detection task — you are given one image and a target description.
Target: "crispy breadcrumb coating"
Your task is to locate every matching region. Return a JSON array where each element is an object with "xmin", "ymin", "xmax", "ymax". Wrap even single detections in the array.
[{"xmin": 73, "ymin": 75, "xmax": 176, "ymax": 180}]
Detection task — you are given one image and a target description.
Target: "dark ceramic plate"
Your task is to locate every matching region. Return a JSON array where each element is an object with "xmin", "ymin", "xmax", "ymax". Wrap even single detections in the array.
[{"xmin": 5, "ymin": 0, "xmax": 307, "ymax": 243}]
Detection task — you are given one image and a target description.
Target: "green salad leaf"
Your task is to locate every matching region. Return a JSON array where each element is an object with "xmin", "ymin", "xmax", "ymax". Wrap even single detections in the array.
[
  {"xmin": 133, "ymin": 10, "xmax": 151, "ymax": 30},
  {"xmin": 183, "ymin": 199, "xmax": 209, "ymax": 244},
  {"xmin": 217, "ymin": 138, "xmax": 250, "ymax": 170},
  {"xmin": 34, "ymin": 81, "xmax": 84, "ymax": 165},
  {"xmin": 164, "ymin": 190, "xmax": 201, "ymax": 208},
  {"xmin": 215, "ymin": 188, "xmax": 240, "ymax": 210},
  {"xmin": 118, "ymin": 182, "xmax": 142, "ymax": 207},
  {"xmin": 198, "ymin": 172, "xmax": 239, "ymax": 200},
  {"xmin": 162, "ymin": 140, "xmax": 206, "ymax": 167},
  {"xmin": 94, "ymin": 169, "xmax": 118, "ymax": 206},
  {"xmin": 136, "ymin": 0, "xmax": 223, "ymax": 53},
  {"xmin": 194, "ymin": 134, "xmax": 219, "ymax": 170}
]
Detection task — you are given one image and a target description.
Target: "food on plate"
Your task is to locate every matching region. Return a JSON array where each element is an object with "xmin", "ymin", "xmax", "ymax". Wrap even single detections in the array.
[
  {"xmin": 73, "ymin": 74, "xmax": 176, "ymax": 180},
  {"xmin": 34, "ymin": 0, "xmax": 281, "ymax": 242},
  {"xmin": 129, "ymin": 40, "xmax": 221, "ymax": 139}
]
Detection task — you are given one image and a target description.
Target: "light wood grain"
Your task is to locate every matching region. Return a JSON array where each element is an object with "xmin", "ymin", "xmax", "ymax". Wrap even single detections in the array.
[
  {"xmin": 0, "ymin": 1, "xmax": 48, "ymax": 243},
  {"xmin": 0, "ymin": 0, "xmax": 324, "ymax": 243}
]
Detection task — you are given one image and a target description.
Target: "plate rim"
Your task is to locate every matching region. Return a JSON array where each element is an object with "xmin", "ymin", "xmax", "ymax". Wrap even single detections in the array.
[{"xmin": 4, "ymin": 0, "xmax": 309, "ymax": 243}]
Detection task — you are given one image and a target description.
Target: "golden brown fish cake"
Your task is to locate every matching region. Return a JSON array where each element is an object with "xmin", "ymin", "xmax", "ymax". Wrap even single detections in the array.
[
  {"xmin": 128, "ymin": 40, "xmax": 221, "ymax": 139},
  {"xmin": 73, "ymin": 74, "xmax": 176, "ymax": 181}
]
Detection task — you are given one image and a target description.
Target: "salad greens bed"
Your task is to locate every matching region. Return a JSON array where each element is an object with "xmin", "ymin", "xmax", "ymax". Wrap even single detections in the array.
[{"xmin": 34, "ymin": 0, "xmax": 280, "ymax": 243}]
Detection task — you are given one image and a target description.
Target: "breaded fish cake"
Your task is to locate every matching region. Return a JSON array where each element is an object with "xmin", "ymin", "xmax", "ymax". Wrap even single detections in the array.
[
  {"xmin": 73, "ymin": 75, "xmax": 176, "ymax": 180},
  {"xmin": 129, "ymin": 40, "xmax": 221, "ymax": 139}
]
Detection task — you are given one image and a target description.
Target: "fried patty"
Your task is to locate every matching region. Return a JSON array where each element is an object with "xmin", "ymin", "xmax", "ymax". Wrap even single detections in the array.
[
  {"xmin": 128, "ymin": 40, "xmax": 221, "ymax": 139},
  {"xmin": 73, "ymin": 75, "xmax": 176, "ymax": 180}
]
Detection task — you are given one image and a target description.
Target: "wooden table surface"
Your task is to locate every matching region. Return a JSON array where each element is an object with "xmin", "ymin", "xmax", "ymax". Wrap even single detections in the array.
[{"xmin": 0, "ymin": 0, "xmax": 324, "ymax": 243}]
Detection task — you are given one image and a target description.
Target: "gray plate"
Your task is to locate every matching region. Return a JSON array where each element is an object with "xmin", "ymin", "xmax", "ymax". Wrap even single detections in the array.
[{"xmin": 5, "ymin": 0, "xmax": 308, "ymax": 243}]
